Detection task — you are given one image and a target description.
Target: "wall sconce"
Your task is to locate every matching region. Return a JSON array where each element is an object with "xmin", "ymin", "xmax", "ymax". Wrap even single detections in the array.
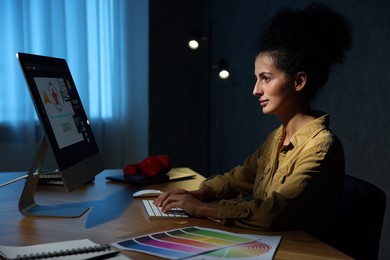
[
  {"xmin": 218, "ymin": 59, "xmax": 230, "ymax": 80},
  {"xmin": 188, "ymin": 30, "xmax": 206, "ymax": 50},
  {"xmin": 187, "ymin": 30, "xmax": 230, "ymax": 80}
]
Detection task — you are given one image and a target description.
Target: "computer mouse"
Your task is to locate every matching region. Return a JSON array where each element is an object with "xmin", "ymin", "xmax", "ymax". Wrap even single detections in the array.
[{"xmin": 132, "ymin": 189, "xmax": 162, "ymax": 198}]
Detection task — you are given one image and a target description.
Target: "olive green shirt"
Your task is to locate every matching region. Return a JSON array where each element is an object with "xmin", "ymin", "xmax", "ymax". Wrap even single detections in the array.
[{"xmin": 203, "ymin": 113, "xmax": 345, "ymax": 232}]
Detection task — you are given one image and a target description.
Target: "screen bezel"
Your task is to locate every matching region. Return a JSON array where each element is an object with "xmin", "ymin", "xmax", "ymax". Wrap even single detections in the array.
[{"xmin": 17, "ymin": 52, "xmax": 104, "ymax": 192}]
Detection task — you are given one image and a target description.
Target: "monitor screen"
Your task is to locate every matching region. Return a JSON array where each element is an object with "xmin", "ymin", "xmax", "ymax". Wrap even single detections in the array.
[{"xmin": 16, "ymin": 53, "xmax": 104, "ymax": 217}]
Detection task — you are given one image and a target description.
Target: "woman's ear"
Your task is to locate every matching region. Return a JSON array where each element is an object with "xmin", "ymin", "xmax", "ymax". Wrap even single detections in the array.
[{"xmin": 294, "ymin": 71, "xmax": 307, "ymax": 92}]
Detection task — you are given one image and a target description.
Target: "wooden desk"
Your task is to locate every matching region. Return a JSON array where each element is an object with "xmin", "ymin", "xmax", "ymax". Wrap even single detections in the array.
[{"xmin": 0, "ymin": 169, "xmax": 351, "ymax": 259}]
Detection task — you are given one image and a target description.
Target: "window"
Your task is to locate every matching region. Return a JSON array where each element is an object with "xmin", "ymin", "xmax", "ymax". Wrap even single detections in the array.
[{"xmin": 0, "ymin": 0, "xmax": 148, "ymax": 170}]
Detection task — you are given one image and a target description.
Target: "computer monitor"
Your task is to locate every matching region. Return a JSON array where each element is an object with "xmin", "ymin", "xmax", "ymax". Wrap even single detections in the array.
[{"xmin": 16, "ymin": 52, "xmax": 104, "ymax": 217}]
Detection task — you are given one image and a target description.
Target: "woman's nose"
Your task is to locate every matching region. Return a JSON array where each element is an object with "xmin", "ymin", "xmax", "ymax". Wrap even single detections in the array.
[{"xmin": 253, "ymin": 81, "xmax": 262, "ymax": 96}]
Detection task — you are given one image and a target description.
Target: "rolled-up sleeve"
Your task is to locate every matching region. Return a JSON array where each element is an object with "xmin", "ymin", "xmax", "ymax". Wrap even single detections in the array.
[{"xmin": 202, "ymin": 144, "xmax": 265, "ymax": 200}]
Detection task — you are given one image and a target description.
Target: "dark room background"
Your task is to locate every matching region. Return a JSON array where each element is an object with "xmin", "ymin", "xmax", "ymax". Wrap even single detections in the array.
[
  {"xmin": 149, "ymin": 0, "xmax": 390, "ymax": 259},
  {"xmin": 0, "ymin": 0, "xmax": 388, "ymax": 259}
]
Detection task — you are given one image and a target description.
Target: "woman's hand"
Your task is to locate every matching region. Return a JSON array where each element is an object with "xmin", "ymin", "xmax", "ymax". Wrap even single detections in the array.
[
  {"xmin": 153, "ymin": 187, "xmax": 219, "ymax": 218},
  {"xmin": 153, "ymin": 188, "xmax": 189, "ymax": 207}
]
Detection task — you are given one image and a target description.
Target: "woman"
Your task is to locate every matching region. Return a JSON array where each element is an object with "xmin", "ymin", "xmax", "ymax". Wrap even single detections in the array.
[{"xmin": 154, "ymin": 3, "xmax": 352, "ymax": 235}]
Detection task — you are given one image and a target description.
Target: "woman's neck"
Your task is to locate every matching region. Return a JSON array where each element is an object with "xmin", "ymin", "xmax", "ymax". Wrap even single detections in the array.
[{"xmin": 280, "ymin": 111, "xmax": 316, "ymax": 145}]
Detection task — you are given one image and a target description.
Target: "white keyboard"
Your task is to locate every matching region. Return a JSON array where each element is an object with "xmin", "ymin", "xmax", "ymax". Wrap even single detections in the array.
[{"xmin": 141, "ymin": 200, "xmax": 189, "ymax": 219}]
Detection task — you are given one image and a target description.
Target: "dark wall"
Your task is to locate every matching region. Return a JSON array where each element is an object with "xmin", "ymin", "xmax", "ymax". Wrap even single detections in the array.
[
  {"xmin": 149, "ymin": 1, "xmax": 390, "ymax": 259},
  {"xmin": 149, "ymin": 0, "xmax": 210, "ymax": 173}
]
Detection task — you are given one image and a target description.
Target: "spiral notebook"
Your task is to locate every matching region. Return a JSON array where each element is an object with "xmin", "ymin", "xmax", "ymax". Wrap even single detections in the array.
[{"xmin": 0, "ymin": 239, "xmax": 129, "ymax": 260}]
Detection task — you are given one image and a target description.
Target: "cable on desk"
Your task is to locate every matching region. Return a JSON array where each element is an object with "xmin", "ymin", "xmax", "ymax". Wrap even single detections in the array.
[{"xmin": 0, "ymin": 174, "xmax": 28, "ymax": 188}]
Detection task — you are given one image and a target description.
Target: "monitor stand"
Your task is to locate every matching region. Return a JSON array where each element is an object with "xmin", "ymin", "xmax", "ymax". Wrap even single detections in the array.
[{"xmin": 18, "ymin": 138, "xmax": 89, "ymax": 218}]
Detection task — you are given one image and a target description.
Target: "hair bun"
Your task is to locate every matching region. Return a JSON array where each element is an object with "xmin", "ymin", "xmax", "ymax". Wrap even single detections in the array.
[
  {"xmin": 302, "ymin": 3, "xmax": 352, "ymax": 65},
  {"xmin": 258, "ymin": 3, "xmax": 352, "ymax": 66}
]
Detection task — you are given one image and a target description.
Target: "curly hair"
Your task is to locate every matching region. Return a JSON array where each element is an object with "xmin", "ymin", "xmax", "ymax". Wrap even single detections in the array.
[{"xmin": 256, "ymin": 3, "xmax": 353, "ymax": 102}]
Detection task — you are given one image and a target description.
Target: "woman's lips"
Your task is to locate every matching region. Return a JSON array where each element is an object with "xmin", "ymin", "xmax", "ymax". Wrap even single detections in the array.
[{"xmin": 260, "ymin": 99, "xmax": 268, "ymax": 107}]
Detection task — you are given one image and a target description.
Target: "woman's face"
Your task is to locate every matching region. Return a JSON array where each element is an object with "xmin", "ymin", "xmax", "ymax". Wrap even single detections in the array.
[{"xmin": 253, "ymin": 53, "xmax": 297, "ymax": 117}]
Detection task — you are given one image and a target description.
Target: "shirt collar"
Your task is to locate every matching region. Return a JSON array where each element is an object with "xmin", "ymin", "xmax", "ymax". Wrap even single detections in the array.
[{"xmin": 275, "ymin": 112, "xmax": 330, "ymax": 148}]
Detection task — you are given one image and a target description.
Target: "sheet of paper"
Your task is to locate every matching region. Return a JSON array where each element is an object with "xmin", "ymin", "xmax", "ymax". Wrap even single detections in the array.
[{"xmin": 184, "ymin": 234, "xmax": 281, "ymax": 260}]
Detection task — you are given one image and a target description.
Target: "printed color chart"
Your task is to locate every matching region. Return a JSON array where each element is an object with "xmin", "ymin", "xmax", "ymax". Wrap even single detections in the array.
[{"xmin": 112, "ymin": 226, "xmax": 281, "ymax": 259}]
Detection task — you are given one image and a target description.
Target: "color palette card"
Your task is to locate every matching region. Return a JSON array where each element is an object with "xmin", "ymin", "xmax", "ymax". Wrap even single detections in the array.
[{"xmin": 112, "ymin": 226, "xmax": 281, "ymax": 259}]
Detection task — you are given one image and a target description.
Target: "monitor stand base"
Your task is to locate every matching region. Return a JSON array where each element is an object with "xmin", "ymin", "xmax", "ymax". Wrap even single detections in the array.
[
  {"xmin": 21, "ymin": 204, "xmax": 89, "ymax": 218},
  {"xmin": 18, "ymin": 137, "xmax": 89, "ymax": 218}
]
